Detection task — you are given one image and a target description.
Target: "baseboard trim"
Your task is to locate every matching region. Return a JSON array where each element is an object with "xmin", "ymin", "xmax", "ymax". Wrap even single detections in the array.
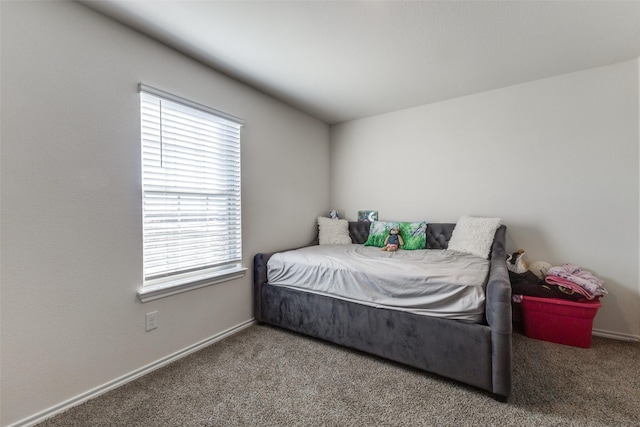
[
  {"xmin": 8, "ymin": 319, "xmax": 256, "ymax": 427},
  {"xmin": 592, "ymin": 328, "xmax": 640, "ymax": 342}
]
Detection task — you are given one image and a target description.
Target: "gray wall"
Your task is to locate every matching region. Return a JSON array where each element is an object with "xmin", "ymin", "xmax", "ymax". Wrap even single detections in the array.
[
  {"xmin": 0, "ymin": 2, "xmax": 330, "ymax": 425},
  {"xmin": 331, "ymin": 59, "xmax": 640, "ymax": 341}
]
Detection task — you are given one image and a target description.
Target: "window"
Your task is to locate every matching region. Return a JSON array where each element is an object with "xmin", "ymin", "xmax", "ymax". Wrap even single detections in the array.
[{"xmin": 137, "ymin": 84, "xmax": 245, "ymax": 302}]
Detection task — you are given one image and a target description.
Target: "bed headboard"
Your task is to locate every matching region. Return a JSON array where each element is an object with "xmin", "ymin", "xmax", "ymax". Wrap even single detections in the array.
[
  {"xmin": 348, "ymin": 221, "xmax": 456, "ymax": 249},
  {"xmin": 347, "ymin": 221, "xmax": 372, "ymax": 244}
]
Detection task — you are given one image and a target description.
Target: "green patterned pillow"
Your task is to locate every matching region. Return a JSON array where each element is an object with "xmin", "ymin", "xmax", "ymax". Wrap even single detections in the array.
[
  {"xmin": 364, "ymin": 221, "xmax": 399, "ymax": 248},
  {"xmin": 399, "ymin": 221, "xmax": 428, "ymax": 250},
  {"xmin": 364, "ymin": 221, "xmax": 428, "ymax": 250}
]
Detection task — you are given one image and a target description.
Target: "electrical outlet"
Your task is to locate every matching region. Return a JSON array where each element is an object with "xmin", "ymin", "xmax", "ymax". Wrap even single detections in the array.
[{"xmin": 145, "ymin": 311, "xmax": 158, "ymax": 331}]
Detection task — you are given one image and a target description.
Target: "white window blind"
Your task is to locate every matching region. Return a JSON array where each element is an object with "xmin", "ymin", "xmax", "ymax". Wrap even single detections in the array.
[{"xmin": 139, "ymin": 84, "xmax": 244, "ymax": 295}]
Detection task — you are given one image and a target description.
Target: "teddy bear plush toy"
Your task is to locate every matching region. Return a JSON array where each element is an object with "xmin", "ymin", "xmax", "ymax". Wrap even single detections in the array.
[{"xmin": 382, "ymin": 227, "xmax": 404, "ymax": 251}]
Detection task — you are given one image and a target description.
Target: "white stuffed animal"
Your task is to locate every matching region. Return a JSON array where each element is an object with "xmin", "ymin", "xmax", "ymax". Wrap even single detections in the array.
[{"xmin": 506, "ymin": 250, "xmax": 527, "ymax": 274}]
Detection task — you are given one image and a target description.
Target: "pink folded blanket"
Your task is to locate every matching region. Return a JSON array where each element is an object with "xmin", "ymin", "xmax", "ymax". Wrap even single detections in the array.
[{"xmin": 545, "ymin": 264, "xmax": 607, "ymax": 300}]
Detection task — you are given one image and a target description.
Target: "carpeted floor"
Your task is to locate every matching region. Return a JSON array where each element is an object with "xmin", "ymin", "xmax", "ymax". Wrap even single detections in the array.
[{"xmin": 38, "ymin": 324, "xmax": 640, "ymax": 426}]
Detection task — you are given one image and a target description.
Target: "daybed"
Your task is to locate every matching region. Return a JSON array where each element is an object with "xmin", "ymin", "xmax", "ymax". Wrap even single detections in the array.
[{"xmin": 253, "ymin": 220, "xmax": 512, "ymax": 400}]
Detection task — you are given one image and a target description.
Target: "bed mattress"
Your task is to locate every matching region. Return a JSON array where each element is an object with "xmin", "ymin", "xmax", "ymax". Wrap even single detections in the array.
[{"xmin": 267, "ymin": 244, "xmax": 490, "ymax": 323}]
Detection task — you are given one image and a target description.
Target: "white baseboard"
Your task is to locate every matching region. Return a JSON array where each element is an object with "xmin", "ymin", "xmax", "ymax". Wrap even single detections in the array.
[
  {"xmin": 592, "ymin": 328, "xmax": 640, "ymax": 342},
  {"xmin": 8, "ymin": 319, "xmax": 256, "ymax": 427}
]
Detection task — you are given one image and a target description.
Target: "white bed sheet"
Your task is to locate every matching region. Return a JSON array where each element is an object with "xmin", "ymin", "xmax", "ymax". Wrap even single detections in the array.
[{"xmin": 267, "ymin": 244, "xmax": 490, "ymax": 323}]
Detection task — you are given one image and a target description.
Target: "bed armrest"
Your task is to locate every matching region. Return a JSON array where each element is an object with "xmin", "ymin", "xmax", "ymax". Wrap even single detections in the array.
[
  {"xmin": 486, "ymin": 225, "xmax": 511, "ymax": 334},
  {"xmin": 484, "ymin": 225, "xmax": 512, "ymax": 398},
  {"xmin": 253, "ymin": 252, "xmax": 273, "ymax": 322}
]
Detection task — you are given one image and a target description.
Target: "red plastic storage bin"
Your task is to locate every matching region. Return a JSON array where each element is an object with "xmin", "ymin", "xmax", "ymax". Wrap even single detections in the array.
[{"xmin": 521, "ymin": 296, "xmax": 602, "ymax": 348}]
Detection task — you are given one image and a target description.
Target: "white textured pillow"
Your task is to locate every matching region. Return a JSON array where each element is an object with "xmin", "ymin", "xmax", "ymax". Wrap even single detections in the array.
[
  {"xmin": 447, "ymin": 216, "xmax": 502, "ymax": 259},
  {"xmin": 317, "ymin": 217, "xmax": 352, "ymax": 245}
]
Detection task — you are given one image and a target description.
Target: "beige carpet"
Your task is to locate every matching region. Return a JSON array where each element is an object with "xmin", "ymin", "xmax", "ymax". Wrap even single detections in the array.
[{"xmin": 38, "ymin": 324, "xmax": 640, "ymax": 426}]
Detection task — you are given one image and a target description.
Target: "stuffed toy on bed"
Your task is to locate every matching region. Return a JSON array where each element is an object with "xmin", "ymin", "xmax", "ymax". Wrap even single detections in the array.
[{"xmin": 382, "ymin": 227, "xmax": 404, "ymax": 251}]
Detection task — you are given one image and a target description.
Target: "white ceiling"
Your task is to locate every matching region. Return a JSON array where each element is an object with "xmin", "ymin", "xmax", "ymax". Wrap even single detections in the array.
[{"xmin": 81, "ymin": 1, "xmax": 640, "ymax": 124}]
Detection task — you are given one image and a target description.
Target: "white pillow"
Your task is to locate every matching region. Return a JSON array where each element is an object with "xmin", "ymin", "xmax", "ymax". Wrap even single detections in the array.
[
  {"xmin": 447, "ymin": 216, "xmax": 502, "ymax": 259},
  {"xmin": 317, "ymin": 217, "xmax": 352, "ymax": 245}
]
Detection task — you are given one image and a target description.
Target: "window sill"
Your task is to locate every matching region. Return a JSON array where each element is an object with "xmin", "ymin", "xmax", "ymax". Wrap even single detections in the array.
[{"xmin": 137, "ymin": 267, "xmax": 247, "ymax": 303}]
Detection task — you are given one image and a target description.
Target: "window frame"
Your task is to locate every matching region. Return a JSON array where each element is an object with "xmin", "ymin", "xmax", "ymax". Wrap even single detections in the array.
[{"xmin": 136, "ymin": 84, "xmax": 246, "ymax": 302}]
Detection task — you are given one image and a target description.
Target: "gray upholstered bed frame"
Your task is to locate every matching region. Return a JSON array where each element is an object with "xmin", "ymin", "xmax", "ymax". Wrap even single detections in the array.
[{"xmin": 253, "ymin": 222, "xmax": 512, "ymax": 401}]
